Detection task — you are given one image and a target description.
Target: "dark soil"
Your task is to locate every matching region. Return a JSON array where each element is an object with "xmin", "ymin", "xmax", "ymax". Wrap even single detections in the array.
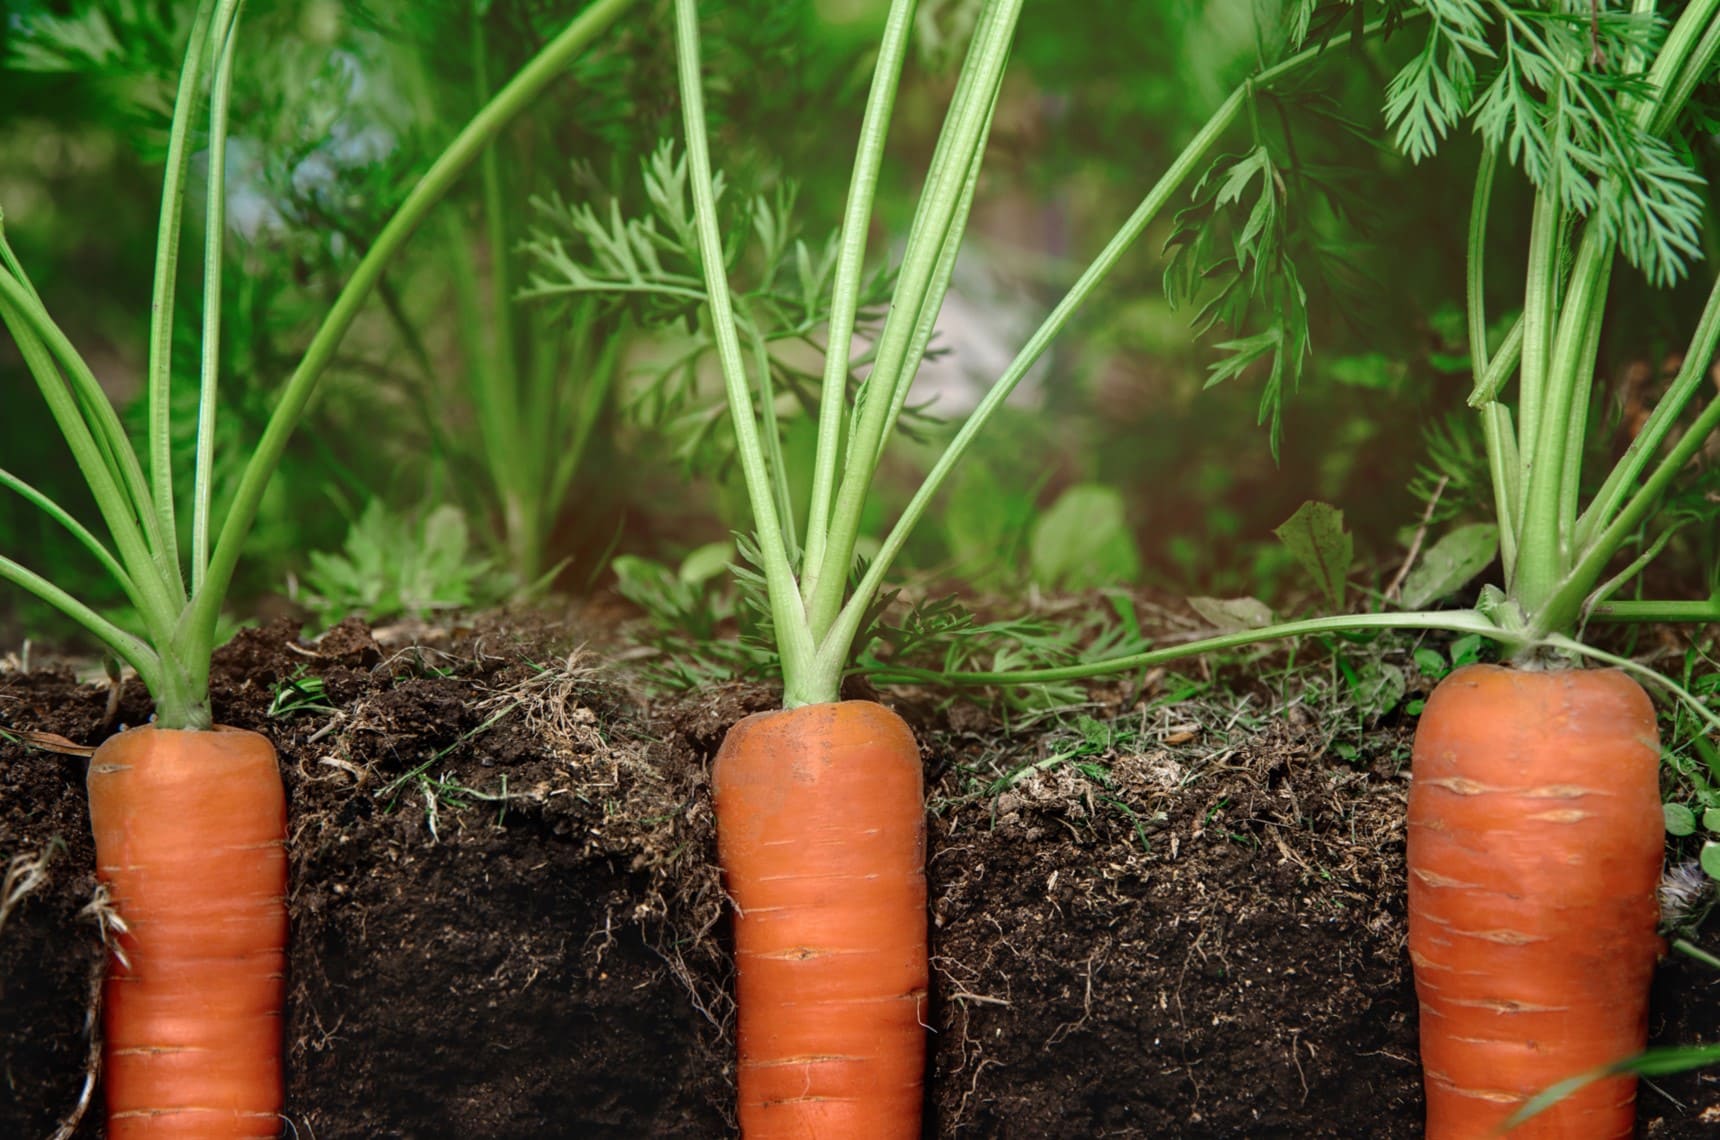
[{"xmin": 4, "ymin": 610, "xmax": 1719, "ymax": 1138}]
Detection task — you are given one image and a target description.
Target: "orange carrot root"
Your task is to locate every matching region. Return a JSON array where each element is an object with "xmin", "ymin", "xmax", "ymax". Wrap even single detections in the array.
[
  {"xmin": 87, "ymin": 725, "xmax": 288, "ymax": 1140},
  {"xmin": 1407, "ymin": 664, "xmax": 1663, "ymax": 1138},
  {"xmin": 713, "ymin": 701, "xmax": 928, "ymax": 1139}
]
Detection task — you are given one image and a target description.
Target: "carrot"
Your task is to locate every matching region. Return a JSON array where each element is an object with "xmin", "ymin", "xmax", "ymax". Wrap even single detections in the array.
[
  {"xmin": 1407, "ymin": 663, "xmax": 1663, "ymax": 1138},
  {"xmin": 712, "ymin": 701, "xmax": 928, "ymax": 1139},
  {"xmin": 86, "ymin": 725, "xmax": 288, "ymax": 1140}
]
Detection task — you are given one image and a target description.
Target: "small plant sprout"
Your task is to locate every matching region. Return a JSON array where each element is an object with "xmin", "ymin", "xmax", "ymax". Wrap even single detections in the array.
[{"xmin": 268, "ymin": 668, "xmax": 336, "ymax": 719}]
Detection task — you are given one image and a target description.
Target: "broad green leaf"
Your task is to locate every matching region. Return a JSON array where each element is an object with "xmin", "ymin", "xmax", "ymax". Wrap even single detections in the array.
[
  {"xmin": 1187, "ymin": 596, "xmax": 1274, "ymax": 632},
  {"xmin": 943, "ymin": 459, "xmax": 1036, "ymax": 585},
  {"xmin": 1412, "ymin": 647, "xmax": 1447, "ymax": 678},
  {"xmin": 1398, "ymin": 523, "xmax": 1499, "ymax": 609},
  {"xmin": 1272, "ymin": 500, "xmax": 1351, "ymax": 608},
  {"xmin": 677, "ymin": 541, "xmax": 733, "ymax": 586},
  {"xmin": 1665, "ymin": 803, "xmax": 1698, "ymax": 837},
  {"xmin": 1703, "ymin": 841, "xmax": 1720, "ymax": 881},
  {"xmin": 1449, "ymin": 633, "xmax": 1485, "ymax": 668},
  {"xmin": 1029, "ymin": 484, "xmax": 1141, "ymax": 593}
]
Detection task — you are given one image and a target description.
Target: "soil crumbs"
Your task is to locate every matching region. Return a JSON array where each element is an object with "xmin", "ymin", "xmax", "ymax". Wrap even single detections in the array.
[{"xmin": 3, "ymin": 611, "xmax": 1718, "ymax": 1138}]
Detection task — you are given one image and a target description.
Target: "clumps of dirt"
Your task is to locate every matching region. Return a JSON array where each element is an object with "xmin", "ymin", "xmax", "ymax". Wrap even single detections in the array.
[{"xmin": 921, "ymin": 716, "xmax": 1425, "ymax": 1136}]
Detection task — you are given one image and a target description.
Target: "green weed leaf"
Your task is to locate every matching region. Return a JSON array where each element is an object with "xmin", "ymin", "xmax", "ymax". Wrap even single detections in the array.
[
  {"xmin": 1665, "ymin": 802, "xmax": 1698, "ymax": 836},
  {"xmin": 1412, "ymin": 646, "xmax": 1448, "ymax": 678},
  {"xmin": 1187, "ymin": 596, "xmax": 1275, "ymax": 632},
  {"xmin": 1398, "ymin": 523, "xmax": 1499, "ymax": 609},
  {"xmin": 1350, "ymin": 658, "xmax": 1408, "ymax": 722},
  {"xmin": 1029, "ymin": 485, "xmax": 1142, "ymax": 592},
  {"xmin": 1273, "ymin": 500, "xmax": 1352, "ymax": 607},
  {"xmin": 677, "ymin": 540, "xmax": 735, "ymax": 587},
  {"xmin": 297, "ymin": 500, "xmax": 507, "ymax": 627},
  {"xmin": 1449, "ymin": 632, "xmax": 1485, "ymax": 669}
]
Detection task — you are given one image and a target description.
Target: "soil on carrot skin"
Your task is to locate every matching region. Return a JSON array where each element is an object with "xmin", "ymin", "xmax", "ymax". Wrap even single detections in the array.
[{"xmin": 4, "ymin": 609, "xmax": 1719, "ymax": 1139}]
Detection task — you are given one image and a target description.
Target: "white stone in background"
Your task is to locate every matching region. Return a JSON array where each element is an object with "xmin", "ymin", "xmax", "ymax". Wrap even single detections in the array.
[
  {"xmin": 221, "ymin": 48, "xmax": 406, "ymax": 246},
  {"xmin": 875, "ymin": 239, "xmax": 1053, "ymax": 415}
]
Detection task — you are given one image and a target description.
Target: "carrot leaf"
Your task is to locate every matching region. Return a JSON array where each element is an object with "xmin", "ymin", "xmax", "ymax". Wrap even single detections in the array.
[
  {"xmin": 520, "ymin": 141, "xmax": 902, "ymax": 475},
  {"xmin": 1385, "ymin": 0, "xmax": 1706, "ymax": 286}
]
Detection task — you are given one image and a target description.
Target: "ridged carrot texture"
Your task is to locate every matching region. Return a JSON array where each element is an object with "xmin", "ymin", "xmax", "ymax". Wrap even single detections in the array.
[
  {"xmin": 712, "ymin": 700, "xmax": 929, "ymax": 1139},
  {"xmin": 86, "ymin": 725, "xmax": 289, "ymax": 1140},
  {"xmin": 1407, "ymin": 664, "xmax": 1663, "ymax": 1138}
]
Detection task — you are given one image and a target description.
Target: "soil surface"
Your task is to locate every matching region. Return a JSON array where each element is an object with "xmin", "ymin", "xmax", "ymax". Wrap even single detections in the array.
[{"xmin": 3, "ymin": 607, "xmax": 1719, "ymax": 1138}]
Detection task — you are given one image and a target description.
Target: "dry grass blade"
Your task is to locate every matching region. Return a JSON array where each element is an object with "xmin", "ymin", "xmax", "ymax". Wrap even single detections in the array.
[{"xmin": 6, "ymin": 727, "xmax": 96, "ymax": 757}]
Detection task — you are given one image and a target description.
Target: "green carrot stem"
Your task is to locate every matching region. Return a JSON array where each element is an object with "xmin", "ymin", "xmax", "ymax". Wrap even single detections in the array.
[
  {"xmin": 1671, "ymin": 939, "xmax": 1720, "ymax": 973},
  {"xmin": 861, "ymin": 609, "xmax": 1505, "ymax": 687},
  {"xmin": 1515, "ymin": 234, "xmax": 1611, "ymax": 614},
  {"xmin": 1577, "ymin": 270, "xmax": 1720, "ymax": 549},
  {"xmin": 1588, "ymin": 599, "xmax": 1720, "ymax": 623},
  {"xmin": 1463, "ymin": 146, "xmax": 1523, "ymax": 573},
  {"xmin": 474, "ymin": 4, "xmax": 525, "ymax": 510},
  {"xmin": 0, "ymin": 227, "xmax": 164, "ymax": 576},
  {"xmin": 671, "ymin": 0, "xmax": 817, "ymax": 701},
  {"xmin": 800, "ymin": 0, "xmax": 917, "ymax": 586},
  {"xmin": 0, "ymin": 467, "xmax": 140, "ymax": 609},
  {"xmin": 0, "ymin": 555, "xmax": 163, "ymax": 699},
  {"xmin": 1546, "ymin": 387, "xmax": 1720, "ymax": 637},
  {"xmin": 804, "ymin": 17, "xmax": 1405, "ymax": 693},
  {"xmin": 144, "ymin": 0, "xmax": 220, "ymax": 596},
  {"xmin": 0, "ymin": 280, "xmax": 183, "ymax": 653},
  {"xmin": 192, "ymin": 0, "xmax": 246, "ymax": 595},
  {"xmin": 869, "ymin": 99, "xmax": 993, "ymax": 476},
  {"xmin": 1582, "ymin": 522, "xmax": 1688, "ymax": 620},
  {"xmin": 806, "ymin": 0, "xmax": 1023, "ymax": 654},
  {"xmin": 818, "ymin": 83, "xmax": 1250, "ymax": 682},
  {"xmin": 750, "ymin": 313, "xmax": 801, "ymax": 555}
]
